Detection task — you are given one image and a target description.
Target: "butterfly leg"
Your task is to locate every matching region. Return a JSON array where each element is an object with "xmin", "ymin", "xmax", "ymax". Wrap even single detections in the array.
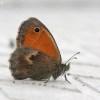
[
  {"xmin": 44, "ymin": 76, "xmax": 51, "ymax": 83},
  {"xmin": 64, "ymin": 74, "xmax": 71, "ymax": 84}
]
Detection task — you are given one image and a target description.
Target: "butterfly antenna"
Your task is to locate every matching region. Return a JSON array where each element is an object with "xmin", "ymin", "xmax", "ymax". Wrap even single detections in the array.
[{"xmin": 65, "ymin": 52, "xmax": 80, "ymax": 64}]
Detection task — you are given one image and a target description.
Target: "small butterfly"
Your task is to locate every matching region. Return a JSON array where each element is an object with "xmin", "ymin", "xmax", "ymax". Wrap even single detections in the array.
[{"xmin": 9, "ymin": 17, "xmax": 79, "ymax": 83}]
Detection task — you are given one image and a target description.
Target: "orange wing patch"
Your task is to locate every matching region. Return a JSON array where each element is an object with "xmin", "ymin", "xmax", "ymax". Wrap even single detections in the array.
[{"xmin": 23, "ymin": 27, "xmax": 59, "ymax": 61}]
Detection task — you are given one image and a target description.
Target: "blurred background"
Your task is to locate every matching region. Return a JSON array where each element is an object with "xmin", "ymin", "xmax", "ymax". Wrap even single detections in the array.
[
  {"xmin": 0, "ymin": 1, "xmax": 100, "ymax": 99},
  {"xmin": 0, "ymin": 0, "xmax": 100, "ymax": 66}
]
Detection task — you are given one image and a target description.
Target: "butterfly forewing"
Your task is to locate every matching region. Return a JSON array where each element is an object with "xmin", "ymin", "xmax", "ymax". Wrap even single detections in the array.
[{"xmin": 17, "ymin": 17, "xmax": 61, "ymax": 64}]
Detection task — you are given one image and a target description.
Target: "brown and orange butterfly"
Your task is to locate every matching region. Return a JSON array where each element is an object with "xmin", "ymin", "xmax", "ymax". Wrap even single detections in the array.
[{"xmin": 9, "ymin": 17, "xmax": 79, "ymax": 82}]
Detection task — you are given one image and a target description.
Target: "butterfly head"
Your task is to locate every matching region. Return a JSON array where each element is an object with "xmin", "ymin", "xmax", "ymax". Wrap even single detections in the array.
[{"xmin": 52, "ymin": 52, "xmax": 80, "ymax": 81}]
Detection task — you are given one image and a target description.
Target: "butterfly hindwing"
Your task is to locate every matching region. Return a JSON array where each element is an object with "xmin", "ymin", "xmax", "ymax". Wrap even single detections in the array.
[{"xmin": 9, "ymin": 46, "xmax": 57, "ymax": 80}]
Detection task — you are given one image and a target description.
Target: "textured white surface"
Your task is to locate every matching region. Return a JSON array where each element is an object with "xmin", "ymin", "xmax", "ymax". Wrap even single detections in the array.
[{"xmin": 0, "ymin": 0, "xmax": 100, "ymax": 100}]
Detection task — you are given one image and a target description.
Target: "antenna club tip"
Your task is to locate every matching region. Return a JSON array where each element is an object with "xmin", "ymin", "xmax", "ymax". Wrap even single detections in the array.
[
  {"xmin": 77, "ymin": 52, "xmax": 80, "ymax": 54},
  {"xmin": 74, "ymin": 57, "xmax": 77, "ymax": 59}
]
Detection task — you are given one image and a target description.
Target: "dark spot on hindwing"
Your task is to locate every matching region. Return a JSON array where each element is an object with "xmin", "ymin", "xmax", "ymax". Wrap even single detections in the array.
[{"xmin": 29, "ymin": 54, "xmax": 38, "ymax": 61}]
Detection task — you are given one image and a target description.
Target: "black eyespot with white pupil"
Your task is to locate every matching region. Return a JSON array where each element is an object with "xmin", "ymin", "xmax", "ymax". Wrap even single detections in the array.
[{"xmin": 34, "ymin": 27, "xmax": 40, "ymax": 33}]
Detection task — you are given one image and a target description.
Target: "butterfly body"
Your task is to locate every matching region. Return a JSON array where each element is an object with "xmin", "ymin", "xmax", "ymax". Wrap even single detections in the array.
[{"xmin": 9, "ymin": 17, "xmax": 70, "ymax": 81}]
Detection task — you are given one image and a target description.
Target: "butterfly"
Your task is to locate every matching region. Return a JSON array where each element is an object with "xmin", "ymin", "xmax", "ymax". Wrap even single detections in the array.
[{"xmin": 9, "ymin": 17, "xmax": 79, "ymax": 83}]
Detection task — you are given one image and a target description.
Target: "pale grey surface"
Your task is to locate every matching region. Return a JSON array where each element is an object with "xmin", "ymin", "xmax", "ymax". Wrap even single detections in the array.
[{"xmin": 0, "ymin": 0, "xmax": 100, "ymax": 100}]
